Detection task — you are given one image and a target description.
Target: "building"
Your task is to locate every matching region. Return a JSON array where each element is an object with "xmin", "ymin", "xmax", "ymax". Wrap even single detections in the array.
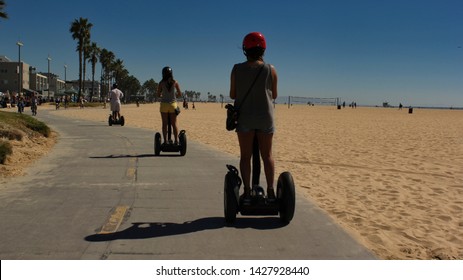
[
  {"xmin": 1, "ymin": 55, "xmax": 100, "ymax": 102},
  {"xmin": 0, "ymin": 55, "xmax": 68, "ymax": 101},
  {"xmin": 0, "ymin": 56, "xmax": 31, "ymax": 96},
  {"xmin": 38, "ymin": 72, "xmax": 65, "ymax": 99},
  {"xmin": 29, "ymin": 70, "xmax": 48, "ymax": 94}
]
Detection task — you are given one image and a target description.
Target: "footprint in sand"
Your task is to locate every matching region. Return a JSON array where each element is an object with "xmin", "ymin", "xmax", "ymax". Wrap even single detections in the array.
[{"xmin": 436, "ymin": 215, "xmax": 452, "ymax": 222}]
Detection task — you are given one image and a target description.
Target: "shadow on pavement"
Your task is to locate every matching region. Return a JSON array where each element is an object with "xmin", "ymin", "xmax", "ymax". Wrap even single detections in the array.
[
  {"xmin": 85, "ymin": 216, "xmax": 286, "ymax": 242},
  {"xmin": 89, "ymin": 154, "xmax": 157, "ymax": 159}
]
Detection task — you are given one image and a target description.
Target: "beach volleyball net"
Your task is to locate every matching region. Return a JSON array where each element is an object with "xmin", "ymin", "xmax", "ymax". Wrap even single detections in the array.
[
  {"xmin": 286, "ymin": 96, "xmax": 340, "ymax": 107},
  {"xmin": 221, "ymin": 96, "xmax": 234, "ymax": 104},
  {"xmin": 219, "ymin": 95, "xmax": 340, "ymax": 108}
]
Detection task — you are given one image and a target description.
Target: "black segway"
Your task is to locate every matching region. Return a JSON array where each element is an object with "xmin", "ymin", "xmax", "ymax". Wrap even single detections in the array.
[
  {"xmin": 224, "ymin": 137, "xmax": 295, "ymax": 224},
  {"xmin": 108, "ymin": 113, "xmax": 125, "ymax": 126},
  {"xmin": 154, "ymin": 113, "xmax": 187, "ymax": 156}
]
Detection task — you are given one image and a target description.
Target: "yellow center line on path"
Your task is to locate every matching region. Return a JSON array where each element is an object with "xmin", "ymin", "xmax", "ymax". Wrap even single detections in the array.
[{"xmin": 99, "ymin": 205, "xmax": 129, "ymax": 234}]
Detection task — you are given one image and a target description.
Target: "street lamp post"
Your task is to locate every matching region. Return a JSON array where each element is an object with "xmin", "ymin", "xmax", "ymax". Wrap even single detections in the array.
[
  {"xmin": 16, "ymin": 41, "xmax": 23, "ymax": 95},
  {"xmin": 64, "ymin": 64, "xmax": 67, "ymax": 92},
  {"xmin": 47, "ymin": 55, "xmax": 51, "ymax": 100},
  {"xmin": 64, "ymin": 64, "xmax": 67, "ymax": 83}
]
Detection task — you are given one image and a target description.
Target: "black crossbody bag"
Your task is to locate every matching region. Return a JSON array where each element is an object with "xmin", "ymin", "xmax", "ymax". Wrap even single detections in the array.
[{"xmin": 226, "ymin": 64, "xmax": 265, "ymax": 131}]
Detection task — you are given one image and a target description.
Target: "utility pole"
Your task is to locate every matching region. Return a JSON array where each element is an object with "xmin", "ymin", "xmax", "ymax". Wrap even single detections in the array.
[
  {"xmin": 47, "ymin": 55, "xmax": 52, "ymax": 99},
  {"xmin": 16, "ymin": 41, "xmax": 23, "ymax": 95}
]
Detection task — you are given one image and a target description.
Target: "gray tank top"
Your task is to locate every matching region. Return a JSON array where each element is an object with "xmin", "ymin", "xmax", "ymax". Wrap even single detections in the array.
[
  {"xmin": 160, "ymin": 81, "xmax": 177, "ymax": 103},
  {"xmin": 233, "ymin": 63, "xmax": 274, "ymax": 131}
]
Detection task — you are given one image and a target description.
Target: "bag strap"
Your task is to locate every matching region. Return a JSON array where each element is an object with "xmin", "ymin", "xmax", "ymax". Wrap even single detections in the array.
[{"xmin": 235, "ymin": 64, "xmax": 265, "ymax": 109}]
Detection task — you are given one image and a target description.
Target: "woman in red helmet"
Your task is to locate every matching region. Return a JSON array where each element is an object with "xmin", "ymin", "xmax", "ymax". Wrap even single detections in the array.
[{"xmin": 229, "ymin": 32, "xmax": 278, "ymax": 201}]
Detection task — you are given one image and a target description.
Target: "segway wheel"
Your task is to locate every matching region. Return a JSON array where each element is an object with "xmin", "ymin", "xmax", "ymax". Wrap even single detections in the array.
[
  {"xmin": 224, "ymin": 168, "xmax": 240, "ymax": 224},
  {"xmin": 120, "ymin": 116, "xmax": 125, "ymax": 126},
  {"xmin": 108, "ymin": 115, "xmax": 113, "ymax": 126},
  {"xmin": 179, "ymin": 130, "xmax": 187, "ymax": 156},
  {"xmin": 277, "ymin": 172, "xmax": 296, "ymax": 224},
  {"xmin": 154, "ymin": 132, "xmax": 161, "ymax": 156}
]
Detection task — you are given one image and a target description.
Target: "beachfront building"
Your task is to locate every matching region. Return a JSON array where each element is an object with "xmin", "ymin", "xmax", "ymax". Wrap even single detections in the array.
[
  {"xmin": 0, "ymin": 55, "xmax": 69, "ymax": 103},
  {"xmin": 0, "ymin": 56, "xmax": 32, "ymax": 96},
  {"xmin": 29, "ymin": 70, "xmax": 48, "ymax": 94},
  {"xmin": 37, "ymin": 72, "xmax": 65, "ymax": 100},
  {"xmin": 1, "ymin": 55, "xmax": 100, "ymax": 102}
]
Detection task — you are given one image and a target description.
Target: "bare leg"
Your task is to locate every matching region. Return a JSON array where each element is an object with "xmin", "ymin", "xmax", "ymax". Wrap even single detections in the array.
[
  {"xmin": 237, "ymin": 131, "xmax": 256, "ymax": 196},
  {"xmin": 170, "ymin": 113, "xmax": 179, "ymax": 143},
  {"xmin": 256, "ymin": 132, "xmax": 275, "ymax": 196},
  {"xmin": 161, "ymin": 112, "xmax": 169, "ymax": 143}
]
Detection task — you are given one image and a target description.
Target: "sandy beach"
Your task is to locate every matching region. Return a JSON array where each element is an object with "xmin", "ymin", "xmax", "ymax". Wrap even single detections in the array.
[{"xmin": 33, "ymin": 103, "xmax": 463, "ymax": 259}]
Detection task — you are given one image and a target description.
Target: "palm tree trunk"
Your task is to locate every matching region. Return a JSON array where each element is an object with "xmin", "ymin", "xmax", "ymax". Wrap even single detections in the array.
[
  {"xmin": 91, "ymin": 64, "xmax": 95, "ymax": 101},
  {"xmin": 78, "ymin": 50, "xmax": 82, "ymax": 100},
  {"xmin": 83, "ymin": 54, "xmax": 87, "ymax": 100}
]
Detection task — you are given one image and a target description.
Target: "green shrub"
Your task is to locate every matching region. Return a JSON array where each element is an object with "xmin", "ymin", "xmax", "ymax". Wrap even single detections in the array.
[
  {"xmin": 0, "ymin": 111, "xmax": 52, "ymax": 165},
  {"xmin": 1, "ymin": 111, "xmax": 50, "ymax": 138},
  {"xmin": 24, "ymin": 117, "xmax": 51, "ymax": 137}
]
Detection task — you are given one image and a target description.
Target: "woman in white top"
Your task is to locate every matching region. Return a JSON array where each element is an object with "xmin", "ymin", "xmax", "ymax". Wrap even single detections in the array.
[{"xmin": 109, "ymin": 83, "xmax": 124, "ymax": 120}]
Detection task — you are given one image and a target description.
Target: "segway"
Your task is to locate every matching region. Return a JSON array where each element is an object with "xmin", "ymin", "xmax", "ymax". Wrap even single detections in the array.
[
  {"xmin": 224, "ymin": 137, "xmax": 295, "ymax": 224},
  {"xmin": 108, "ymin": 114, "xmax": 125, "ymax": 126},
  {"xmin": 154, "ymin": 113, "xmax": 187, "ymax": 156}
]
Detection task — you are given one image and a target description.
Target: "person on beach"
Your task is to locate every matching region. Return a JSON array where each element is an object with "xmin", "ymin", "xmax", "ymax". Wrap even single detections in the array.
[
  {"xmin": 157, "ymin": 66, "xmax": 183, "ymax": 145},
  {"xmin": 17, "ymin": 95, "xmax": 25, "ymax": 113},
  {"xmin": 109, "ymin": 83, "xmax": 124, "ymax": 121},
  {"xmin": 64, "ymin": 95, "xmax": 69, "ymax": 109},
  {"xmin": 229, "ymin": 32, "xmax": 278, "ymax": 201},
  {"xmin": 31, "ymin": 92, "xmax": 38, "ymax": 116}
]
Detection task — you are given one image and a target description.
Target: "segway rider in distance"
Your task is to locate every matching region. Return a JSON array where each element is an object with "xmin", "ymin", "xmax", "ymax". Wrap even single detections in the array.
[
  {"xmin": 109, "ymin": 83, "xmax": 124, "ymax": 121},
  {"xmin": 157, "ymin": 66, "xmax": 183, "ymax": 145}
]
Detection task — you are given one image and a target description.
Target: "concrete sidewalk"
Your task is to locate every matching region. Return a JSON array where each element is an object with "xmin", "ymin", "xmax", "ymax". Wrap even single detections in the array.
[{"xmin": 0, "ymin": 109, "xmax": 376, "ymax": 259}]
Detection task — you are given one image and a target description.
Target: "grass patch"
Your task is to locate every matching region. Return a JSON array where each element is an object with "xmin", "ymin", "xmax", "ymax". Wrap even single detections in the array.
[
  {"xmin": 0, "ymin": 111, "xmax": 51, "ymax": 138},
  {"xmin": 23, "ymin": 116, "xmax": 51, "ymax": 137},
  {"xmin": 0, "ymin": 111, "xmax": 51, "ymax": 165}
]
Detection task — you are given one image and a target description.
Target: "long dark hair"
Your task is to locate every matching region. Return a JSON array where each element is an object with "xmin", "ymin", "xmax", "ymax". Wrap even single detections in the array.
[
  {"xmin": 162, "ymin": 66, "xmax": 175, "ymax": 90},
  {"xmin": 244, "ymin": 47, "xmax": 265, "ymax": 62}
]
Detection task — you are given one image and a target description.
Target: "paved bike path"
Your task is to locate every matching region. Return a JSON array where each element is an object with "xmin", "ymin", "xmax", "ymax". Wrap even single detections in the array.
[{"xmin": 0, "ymin": 109, "xmax": 376, "ymax": 259}]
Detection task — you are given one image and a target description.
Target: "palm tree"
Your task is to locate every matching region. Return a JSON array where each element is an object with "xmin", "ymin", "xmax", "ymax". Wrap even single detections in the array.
[
  {"xmin": 0, "ymin": 0, "xmax": 8, "ymax": 20},
  {"xmin": 88, "ymin": 42, "xmax": 100, "ymax": 101},
  {"xmin": 69, "ymin": 17, "xmax": 93, "ymax": 100},
  {"xmin": 99, "ymin": 48, "xmax": 114, "ymax": 99},
  {"xmin": 83, "ymin": 41, "xmax": 91, "ymax": 95},
  {"xmin": 99, "ymin": 49, "xmax": 109, "ymax": 97},
  {"xmin": 111, "ymin": 59, "xmax": 124, "ymax": 85}
]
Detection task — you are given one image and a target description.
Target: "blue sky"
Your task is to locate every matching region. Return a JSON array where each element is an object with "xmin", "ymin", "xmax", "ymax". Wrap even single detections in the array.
[{"xmin": 1, "ymin": 0, "xmax": 462, "ymax": 106}]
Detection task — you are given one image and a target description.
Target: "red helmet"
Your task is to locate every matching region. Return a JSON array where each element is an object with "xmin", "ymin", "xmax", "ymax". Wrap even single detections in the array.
[{"xmin": 242, "ymin": 32, "xmax": 266, "ymax": 50}]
